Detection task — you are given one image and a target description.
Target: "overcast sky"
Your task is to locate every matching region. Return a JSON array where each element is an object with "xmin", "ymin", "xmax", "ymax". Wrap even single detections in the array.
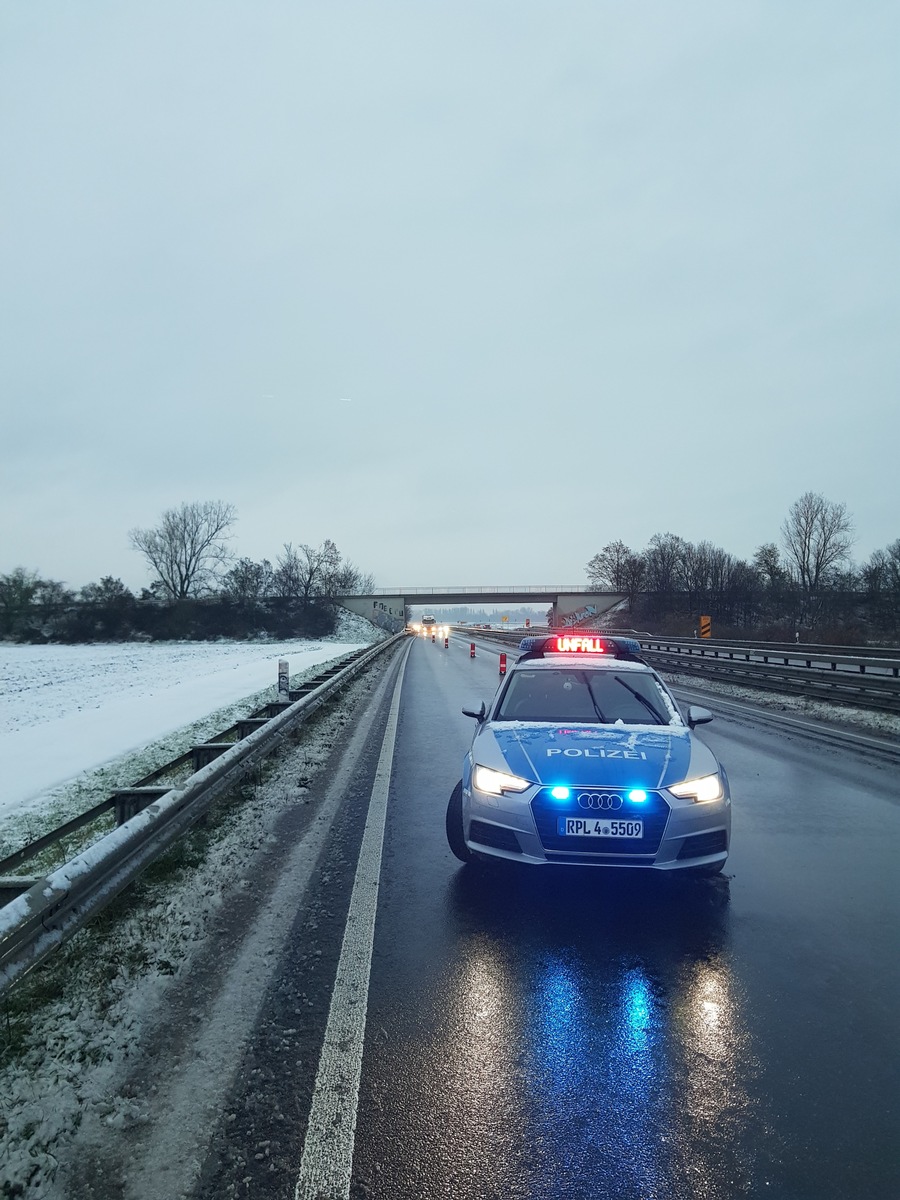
[{"xmin": 2, "ymin": 2, "xmax": 897, "ymax": 593}]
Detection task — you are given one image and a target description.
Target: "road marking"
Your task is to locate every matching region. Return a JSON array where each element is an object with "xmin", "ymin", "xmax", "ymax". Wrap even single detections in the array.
[{"xmin": 294, "ymin": 642, "xmax": 410, "ymax": 1200}]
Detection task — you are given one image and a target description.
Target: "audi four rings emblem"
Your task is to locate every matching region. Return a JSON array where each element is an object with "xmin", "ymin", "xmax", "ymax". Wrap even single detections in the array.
[{"xmin": 577, "ymin": 792, "xmax": 623, "ymax": 811}]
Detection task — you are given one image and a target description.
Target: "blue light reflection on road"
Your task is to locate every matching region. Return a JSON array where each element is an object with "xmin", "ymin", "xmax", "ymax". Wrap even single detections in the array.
[{"xmin": 527, "ymin": 956, "xmax": 667, "ymax": 1199}]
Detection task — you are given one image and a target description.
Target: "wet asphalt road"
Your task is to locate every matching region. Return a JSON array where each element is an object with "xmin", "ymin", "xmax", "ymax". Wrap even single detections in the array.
[
  {"xmin": 346, "ymin": 634, "xmax": 899, "ymax": 1200},
  {"xmin": 186, "ymin": 633, "xmax": 899, "ymax": 1200}
]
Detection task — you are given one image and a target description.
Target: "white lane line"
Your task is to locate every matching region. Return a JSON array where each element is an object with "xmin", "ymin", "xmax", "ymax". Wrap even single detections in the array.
[{"xmin": 294, "ymin": 642, "xmax": 410, "ymax": 1200}]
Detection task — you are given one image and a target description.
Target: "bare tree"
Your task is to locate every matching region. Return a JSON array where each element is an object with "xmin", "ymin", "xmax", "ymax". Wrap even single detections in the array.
[
  {"xmin": 316, "ymin": 539, "xmax": 344, "ymax": 600},
  {"xmin": 80, "ymin": 577, "xmax": 134, "ymax": 606},
  {"xmin": 0, "ymin": 567, "xmax": 41, "ymax": 636},
  {"xmin": 752, "ymin": 543, "xmax": 787, "ymax": 588},
  {"xmin": 273, "ymin": 541, "xmax": 336, "ymax": 604},
  {"xmin": 643, "ymin": 532, "xmax": 687, "ymax": 615},
  {"xmin": 34, "ymin": 578, "xmax": 75, "ymax": 613},
  {"xmin": 680, "ymin": 540, "xmax": 713, "ymax": 612},
  {"xmin": 620, "ymin": 551, "xmax": 646, "ymax": 614},
  {"xmin": 221, "ymin": 558, "xmax": 274, "ymax": 605},
  {"xmin": 586, "ymin": 541, "xmax": 633, "ymax": 591},
  {"xmin": 349, "ymin": 569, "xmax": 376, "ymax": 595},
  {"xmin": 271, "ymin": 540, "xmax": 371, "ymax": 603},
  {"xmin": 862, "ymin": 539, "xmax": 900, "ymax": 633},
  {"xmin": 129, "ymin": 501, "xmax": 236, "ymax": 599},
  {"xmin": 781, "ymin": 492, "xmax": 854, "ymax": 594}
]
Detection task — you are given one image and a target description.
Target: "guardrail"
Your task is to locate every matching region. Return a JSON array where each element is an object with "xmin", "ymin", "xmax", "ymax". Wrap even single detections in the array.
[
  {"xmin": 0, "ymin": 647, "xmax": 386, "ymax": 888},
  {"xmin": 457, "ymin": 628, "xmax": 900, "ymax": 715},
  {"xmin": 0, "ymin": 634, "xmax": 405, "ymax": 995},
  {"xmin": 637, "ymin": 639, "xmax": 900, "ymax": 714}
]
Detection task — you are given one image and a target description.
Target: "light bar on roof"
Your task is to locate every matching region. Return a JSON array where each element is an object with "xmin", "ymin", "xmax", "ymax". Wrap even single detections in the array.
[
  {"xmin": 518, "ymin": 633, "xmax": 644, "ymax": 659},
  {"xmin": 551, "ymin": 635, "xmax": 610, "ymax": 654}
]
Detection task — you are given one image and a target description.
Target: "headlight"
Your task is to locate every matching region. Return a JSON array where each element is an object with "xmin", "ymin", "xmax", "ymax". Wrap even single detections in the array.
[
  {"xmin": 473, "ymin": 764, "xmax": 532, "ymax": 795},
  {"xmin": 668, "ymin": 773, "xmax": 724, "ymax": 804}
]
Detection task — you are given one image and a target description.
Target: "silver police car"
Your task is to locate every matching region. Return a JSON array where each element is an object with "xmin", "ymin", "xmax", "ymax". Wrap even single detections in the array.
[{"xmin": 446, "ymin": 634, "xmax": 731, "ymax": 872}]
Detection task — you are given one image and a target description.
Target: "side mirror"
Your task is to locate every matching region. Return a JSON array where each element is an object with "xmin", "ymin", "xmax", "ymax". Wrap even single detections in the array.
[
  {"xmin": 687, "ymin": 705, "xmax": 713, "ymax": 729},
  {"xmin": 462, "ymin": 701, "xmax": 487, "ymax": 723}
]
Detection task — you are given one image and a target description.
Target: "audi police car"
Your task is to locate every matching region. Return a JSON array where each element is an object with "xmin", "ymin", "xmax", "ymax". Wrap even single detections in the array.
[{"xmin": 446, "ymin": 634, "xmax": 730, "ymax": 872}]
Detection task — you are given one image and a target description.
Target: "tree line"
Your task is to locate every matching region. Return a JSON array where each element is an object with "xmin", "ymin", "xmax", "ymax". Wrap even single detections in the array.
[
  {"xmin": 585, "ymin": 492, "xmax": 900, "ymax": 642},
  {"xmin": 0, "ymin": 501, "xmax": 374, "ymax": 643}
]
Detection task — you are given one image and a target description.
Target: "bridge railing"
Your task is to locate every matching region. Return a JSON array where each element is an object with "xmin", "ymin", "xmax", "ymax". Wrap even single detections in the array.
[{"xmin": 364, "ymin": 585, "xmax": 593, "ymax": 596}]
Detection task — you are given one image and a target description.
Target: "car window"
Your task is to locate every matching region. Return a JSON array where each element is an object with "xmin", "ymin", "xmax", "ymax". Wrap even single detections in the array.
[{"xmin": 495, "ymin": 668, "xmax": 676, "ymax": 725}]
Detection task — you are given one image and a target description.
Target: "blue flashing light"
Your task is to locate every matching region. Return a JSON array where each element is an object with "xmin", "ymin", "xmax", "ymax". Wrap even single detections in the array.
[
  {"xmin": 550, "ymin": 786, "xmax": 571, "ymax": 802},
  {"xmin": 628, "ymin": 789, "xmax": 648, "ymax": 804}
]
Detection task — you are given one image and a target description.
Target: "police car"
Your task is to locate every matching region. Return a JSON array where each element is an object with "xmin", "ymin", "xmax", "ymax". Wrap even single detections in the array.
[{"xmin": 446, "ymin": 633, "xmax": 730, "ymax": 872}]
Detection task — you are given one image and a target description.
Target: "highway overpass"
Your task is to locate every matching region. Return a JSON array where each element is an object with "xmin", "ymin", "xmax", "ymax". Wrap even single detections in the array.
[{"xmin": 336, "ymin": 587, "xmax": 626, "ymax": 633}]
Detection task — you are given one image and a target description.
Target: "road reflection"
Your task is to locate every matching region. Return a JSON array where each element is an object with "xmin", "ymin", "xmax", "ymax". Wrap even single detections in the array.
[
  {"xmin": 356, "ymin": 928, "xmax": 529, "ymax": 1199},
  {"xmin": 441, "ymin": 867, "xmax": 764, "ymax": 1199}
]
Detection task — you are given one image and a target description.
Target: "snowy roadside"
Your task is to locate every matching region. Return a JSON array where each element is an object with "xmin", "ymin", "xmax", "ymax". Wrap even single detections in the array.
[
  {"xmin": 0, "ymin": 611, "xmax": 384, "ymax": 856},
  {"xmin": 0, "ymin": 636, "xmax": 394, "ymax": 1197},
  {"xmin": 661, "ymin": 670, "xmax": 900, "ymax": 740}
]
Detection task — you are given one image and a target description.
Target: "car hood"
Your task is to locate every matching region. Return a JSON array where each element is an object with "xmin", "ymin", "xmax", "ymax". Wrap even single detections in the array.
[{"xmin": 478, "ymin": 722, "xmax": 716, "ymax": 790}]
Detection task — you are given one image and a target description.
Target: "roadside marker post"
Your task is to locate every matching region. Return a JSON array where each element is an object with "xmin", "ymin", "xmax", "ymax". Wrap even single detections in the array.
[
  {"xmin": 444, "ymin": 637, "xmax": 449, "ymax": 649},
  {"xmin": 499, "ymin": 653, "xmax": 507, "ymax": 676},
  {"xmin": 470, "ymin": 643, "xmax": 476, "ymax": 658}
]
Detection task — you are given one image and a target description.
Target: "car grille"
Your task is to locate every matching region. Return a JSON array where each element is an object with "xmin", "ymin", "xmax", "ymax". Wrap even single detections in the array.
[
  {"xmin": 531, "ymin": 788, "xmax": 669, "ymax": 856},
  {"xmin": 469, "ymin": 819, "xmax": 523, "ymax": 854},
  {"xmin": 676, "ymin": 829, "xmax": 728, "ymax": 859}
]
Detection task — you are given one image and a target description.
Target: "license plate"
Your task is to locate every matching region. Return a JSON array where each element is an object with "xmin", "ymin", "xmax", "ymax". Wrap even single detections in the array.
[{"xmin": 557, "ymin": 817, "xmax": 644, "ymax": 838}]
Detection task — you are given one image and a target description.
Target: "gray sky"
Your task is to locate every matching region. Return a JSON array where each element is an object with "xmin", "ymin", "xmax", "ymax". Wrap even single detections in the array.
[{"xmin": 2, "ymin": 1, "xmax": 897, "ymax": 592}]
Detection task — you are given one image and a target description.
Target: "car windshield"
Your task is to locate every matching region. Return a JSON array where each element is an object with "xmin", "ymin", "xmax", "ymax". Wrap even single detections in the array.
[{"xmin": 494, "ymin": 668, "xmax": 676, "ymax": 725}]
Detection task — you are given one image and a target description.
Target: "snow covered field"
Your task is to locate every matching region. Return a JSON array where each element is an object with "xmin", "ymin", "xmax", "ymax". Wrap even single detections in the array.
[{"xmin": 0, "ymin": 613, "xmax": 381, "ymax": 839}]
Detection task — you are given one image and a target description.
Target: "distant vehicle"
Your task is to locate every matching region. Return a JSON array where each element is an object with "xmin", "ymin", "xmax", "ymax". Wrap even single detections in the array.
[
  {"xmin": 422, "ymin": 614, "xmax": 437, "ymax": 626},
  {"xmin": 447, "ymin": 633, "xmax": 730, "ymax": 873}
]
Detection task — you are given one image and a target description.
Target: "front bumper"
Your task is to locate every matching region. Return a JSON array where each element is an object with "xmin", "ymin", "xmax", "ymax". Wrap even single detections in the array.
[{"xmin": 462, "ymin": 781, "xmax": 730, "ymax": 870}]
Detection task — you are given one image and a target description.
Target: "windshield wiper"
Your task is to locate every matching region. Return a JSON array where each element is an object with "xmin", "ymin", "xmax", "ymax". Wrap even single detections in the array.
[
  {"xmin": 612, "ymin": 675, "xmax": 666, "ymax": 724},
  {"xmin": 584, "ymin": 677, "xmax": 608, "ymax": 723}
]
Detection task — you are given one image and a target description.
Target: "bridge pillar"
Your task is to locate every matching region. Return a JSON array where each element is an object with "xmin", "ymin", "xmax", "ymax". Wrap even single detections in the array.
[
  {"xmin": 337, "ymin": 596, "xmax": 406, "ymax": 633},
  {"xmin": 552, "ymin": 594, "xmax": 627, "ymax": 628}
]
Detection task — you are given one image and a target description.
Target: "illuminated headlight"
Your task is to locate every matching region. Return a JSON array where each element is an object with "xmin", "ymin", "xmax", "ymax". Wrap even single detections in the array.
[
  {"xmin": 473, "ymin": 764, "xmax": 532, "ymax": 795},
  {"xmin": 668, "ymin": 773, "xmax": 724, "ymax": 804}
]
